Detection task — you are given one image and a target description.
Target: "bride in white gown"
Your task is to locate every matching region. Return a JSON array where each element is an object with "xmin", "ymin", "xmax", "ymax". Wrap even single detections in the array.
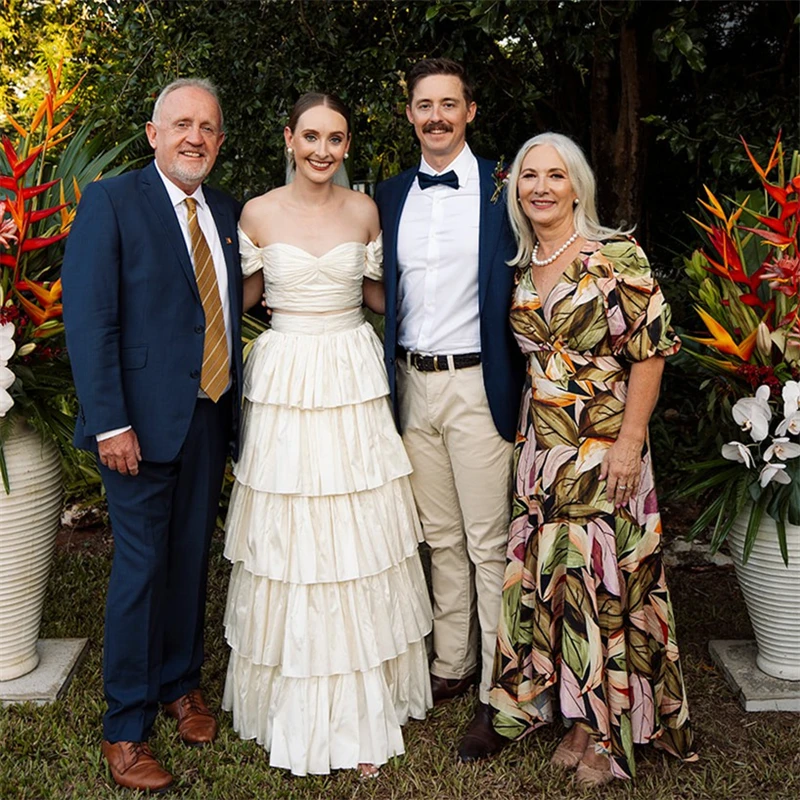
[{"xmin": 222, "ymin": 93, "xmax": 433, "ymax": 778}]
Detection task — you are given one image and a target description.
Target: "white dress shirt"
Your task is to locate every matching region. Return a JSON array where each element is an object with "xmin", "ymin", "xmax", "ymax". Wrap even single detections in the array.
[
  {"xmin": 397, "ymin": 142, "xmax": 481, "ymax": 355},
  {"xmin": 97, "ymin": 165, "xmax": 233, "ymax": 442}
]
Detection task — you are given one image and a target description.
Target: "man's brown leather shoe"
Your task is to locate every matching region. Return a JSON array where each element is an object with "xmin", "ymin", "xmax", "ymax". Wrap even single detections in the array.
[
  {"xmin": 102, "ymin": 740, "xmax": 173, "ymax": 792},
  {"xmin": 431, "ymin": 673, "xmax": 476, "ymax": 706},
  {"xmin": 163, "ymin": 689, "xmax": 217, "ymax": 745},
  {"xmin": 457, "ymin": 701, "xmax": 508, "ymax": 762}
]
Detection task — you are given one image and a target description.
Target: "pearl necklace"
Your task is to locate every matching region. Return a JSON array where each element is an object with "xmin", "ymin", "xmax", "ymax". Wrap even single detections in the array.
[{"xmin": 531, "ymin": 231, "xmax": 579, "ymax": 267}]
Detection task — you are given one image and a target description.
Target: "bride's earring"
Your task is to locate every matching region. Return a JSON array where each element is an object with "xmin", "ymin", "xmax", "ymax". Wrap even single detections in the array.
[
  {"xmin": 344, "ymin": 152, "xmax": 349, "ymax": 160},
  {"xmin": 287, "ymin": 146, "xmax": 295, "ymax": 164}
]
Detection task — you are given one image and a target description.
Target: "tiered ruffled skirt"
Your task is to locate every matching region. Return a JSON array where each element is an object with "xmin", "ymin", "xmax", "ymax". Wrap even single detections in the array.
[{"xmin": 222, "ymin": 308, "xmax": 433, "ymax": 775}]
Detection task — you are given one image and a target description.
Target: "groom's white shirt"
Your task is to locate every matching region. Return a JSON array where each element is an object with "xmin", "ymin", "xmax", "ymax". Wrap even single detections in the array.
[{"xmin": 396, "ymin": 142, "xmax": 481, "ymax": 355}]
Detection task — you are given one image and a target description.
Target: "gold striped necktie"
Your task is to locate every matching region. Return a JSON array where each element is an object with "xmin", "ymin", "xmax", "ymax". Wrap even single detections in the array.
[{"xmin": 184, "ymin": 197, "xmax": 229, "ymax": 403}]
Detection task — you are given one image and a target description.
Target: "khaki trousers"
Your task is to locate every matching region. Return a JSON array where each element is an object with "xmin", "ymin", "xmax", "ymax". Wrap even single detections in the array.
[{"xmin": 397, "ymin": 361, "xmax": 513, "ymax": 704}]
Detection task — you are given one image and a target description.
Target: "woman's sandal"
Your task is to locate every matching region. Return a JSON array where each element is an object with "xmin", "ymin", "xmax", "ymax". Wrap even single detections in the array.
[
  {"xmin": 550, "ymin": 725, "xmax": 588, "ymax": 770},
  {"xmin": 575, "ymin": 748, "xmax": 614, "ymax": 787}
]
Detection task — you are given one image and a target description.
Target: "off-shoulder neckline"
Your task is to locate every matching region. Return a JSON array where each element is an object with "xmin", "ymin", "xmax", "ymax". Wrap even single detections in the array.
[{"xmin": 239, "ymin": 228, "xmax": 380, "ymax": 260}]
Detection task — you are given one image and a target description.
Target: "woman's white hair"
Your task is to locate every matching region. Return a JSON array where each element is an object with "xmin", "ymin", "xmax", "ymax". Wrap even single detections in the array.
[{"xmin": 505, "ymin": 132, "xmax": 633, "ymax": 268}]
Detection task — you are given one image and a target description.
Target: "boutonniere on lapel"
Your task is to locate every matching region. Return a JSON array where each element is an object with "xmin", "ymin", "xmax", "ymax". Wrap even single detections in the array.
[{"xmin": 490, "ymin": 157, "xmax": 509, "ymax": 204}]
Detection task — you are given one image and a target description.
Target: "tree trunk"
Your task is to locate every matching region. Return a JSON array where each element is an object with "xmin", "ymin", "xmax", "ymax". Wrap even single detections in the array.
[{"xmin": 590, "ymin": 22, "xmax": 652, "ymax": 243}]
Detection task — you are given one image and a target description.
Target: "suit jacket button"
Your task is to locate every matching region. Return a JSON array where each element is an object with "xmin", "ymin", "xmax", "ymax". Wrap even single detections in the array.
[
  {"xmin": 194, "ymin": 325, "xmax": 204, "ymax": 334},
  {"xmin": 190, "ymin": 369, "xmax": 200, "ymax": 379}
]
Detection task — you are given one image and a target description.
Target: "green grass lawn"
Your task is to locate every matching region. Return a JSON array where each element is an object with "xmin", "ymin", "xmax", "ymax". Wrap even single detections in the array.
[{"xmin": 2, "ymin": 506, "xmax": 799, "ymax": 799}]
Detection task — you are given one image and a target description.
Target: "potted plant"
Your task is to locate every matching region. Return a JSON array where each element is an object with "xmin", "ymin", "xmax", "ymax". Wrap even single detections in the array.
[
  {"xmin": 681, "ymin": 132, "xmax": 800, "ymax": 680},
  {"xmin": 0, "ymin": 63, "xmax": 133, "ymax": 681}
]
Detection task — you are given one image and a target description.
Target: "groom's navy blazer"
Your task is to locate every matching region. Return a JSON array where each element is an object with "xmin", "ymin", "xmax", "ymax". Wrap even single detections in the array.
[
  {"xmin": 375, "ymin": 155, "xmax": 525, "ymax": 443},
  {"xmin": 63, "ymin": 160, "xmax": 243, "ymax": 461}
]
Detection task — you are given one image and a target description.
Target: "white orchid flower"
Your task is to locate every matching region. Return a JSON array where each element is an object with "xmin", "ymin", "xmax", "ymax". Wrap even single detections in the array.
[
  {"xmin": 0, "ymin": 388, "xmax": 13, "ymax": 416},
  {"xmin": 763, "ymin": 437, "xmax": 800, "ymax": 461},
  {"xmin": 777, "ymin": 411, "xmax": 800, "ymax": 436},
  {"xmin": 732, "ymin": 385, "xmax": 772, "ymax": 442},
  {"xmin": 0, "ymin": 365, "xmax": 14, "ymax": 416},
  {"xmin": 759, "ymin": 462, "xmax": 792, "ymax": 487},
  {"xmin": 721, "ymin": 441, "xmax": 755, "ymax": 468},
  {"xmin": 783, "ymin": 381, "xmax": 800, "ymax": 420},
  {"xmin": 0, "ymin": 365, "xmax": 14, "ymax": 390},
  {"xmin": 0, "ymin": 321, "xmax": 15, "ymax": 362}
]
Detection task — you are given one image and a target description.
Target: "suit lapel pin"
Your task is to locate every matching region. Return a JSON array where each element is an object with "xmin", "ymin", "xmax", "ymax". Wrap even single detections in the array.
[{"xmin": 225, "ymin": 236, "xmax": 232, "ymax": 244}]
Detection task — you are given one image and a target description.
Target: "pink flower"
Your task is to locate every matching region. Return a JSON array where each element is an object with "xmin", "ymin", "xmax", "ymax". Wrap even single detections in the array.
[
  {"xmin": 760, "ymin": 255, "xmax": 800, "ymax": 298},
  {"xmin": 0, "ymin": 200, "xmax": 18, "ymax": 250}
]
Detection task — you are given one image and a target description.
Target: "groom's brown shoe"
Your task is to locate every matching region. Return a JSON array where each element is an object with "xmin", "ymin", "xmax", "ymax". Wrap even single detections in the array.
[
  {"xmin": 163, "ymin": 689, "xmax": 217, "ymax": 745},
  {"xmin": 457, "ymin": 702, "xmax": 507, "ymax": 762},
  {"xmin": 102, "ymin": 740, "xmax": 173, "ymax": 792},
  {"xmin": 431, "ymin": 673, "xmax": 476, "ymax": 706}
]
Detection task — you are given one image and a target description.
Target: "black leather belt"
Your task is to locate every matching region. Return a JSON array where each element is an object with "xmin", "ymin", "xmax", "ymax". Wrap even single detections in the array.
[{"xmin": 399, "ymin": 349, "xmax": 481, "ymax": 372}]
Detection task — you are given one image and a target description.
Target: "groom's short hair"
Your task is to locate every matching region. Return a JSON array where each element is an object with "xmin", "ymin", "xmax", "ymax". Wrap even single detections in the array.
[{"xmin": 406, "ymin": 58, "xmax": 474, "ymax": 105}]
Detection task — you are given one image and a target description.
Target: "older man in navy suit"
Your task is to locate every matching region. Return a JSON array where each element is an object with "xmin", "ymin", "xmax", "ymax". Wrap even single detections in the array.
[
  {"xmin": 375, "ymin": 59, "xmax": 524, "ymax": 762},
  {"xmin": 62, "ymin": 79, "xmax": 243, "ymax": 792}
]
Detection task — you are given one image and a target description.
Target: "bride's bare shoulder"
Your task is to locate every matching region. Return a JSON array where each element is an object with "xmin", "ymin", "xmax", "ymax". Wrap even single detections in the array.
[
  {"xmin": 337, "ymin": 186, "xmax": 378, "ymax": 229},
  {"xmin": 240, "ymin": 187, "xmax": 289, "ymax": 231},
  {"xmin": 242, "ymin": 186, "xmax": 288, "ymax": 214}
]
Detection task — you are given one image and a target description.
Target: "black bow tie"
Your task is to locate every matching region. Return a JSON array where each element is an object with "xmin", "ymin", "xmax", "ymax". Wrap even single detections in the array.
[{"xmin": 417, "ymin": 170, "xmax": 459, "ymax": 191}]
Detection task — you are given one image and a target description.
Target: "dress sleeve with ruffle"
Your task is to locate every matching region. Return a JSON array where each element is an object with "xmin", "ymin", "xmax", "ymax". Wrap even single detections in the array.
[
  {"xmin": 238, "ymin": 226, "xmax": 264, "ymax": 278},
  {"xmin": 363, "ymin": 233, "xmax": 384, "ymax": 281},
  {"xmin": 597, "ymin": 238, "xmax": 681, "ymax": 362}
]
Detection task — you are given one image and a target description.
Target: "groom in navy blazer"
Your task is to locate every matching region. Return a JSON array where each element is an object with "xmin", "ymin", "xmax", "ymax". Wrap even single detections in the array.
[
  {"xmin": 62, "ymin": 79, "xmax": 242, "ymax": 792},
  {"xmin": 375, "ymin": 59, "xmax": 524, "ymax": 762}
]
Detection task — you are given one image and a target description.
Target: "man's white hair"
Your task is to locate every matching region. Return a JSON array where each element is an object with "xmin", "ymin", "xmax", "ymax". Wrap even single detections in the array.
[{"xmin": 151, "ymin": 78, "xmax": 224, "ymax": 131}]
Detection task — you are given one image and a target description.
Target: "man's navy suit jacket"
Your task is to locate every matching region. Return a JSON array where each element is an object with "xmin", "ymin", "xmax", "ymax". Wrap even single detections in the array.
[
  {"xmin": 62, "ymin": 160, "xmax": 243, "ymax": 462},
  {"xmin": 375, "ymin": 155, "xmax": 525, "ymax": 443}
]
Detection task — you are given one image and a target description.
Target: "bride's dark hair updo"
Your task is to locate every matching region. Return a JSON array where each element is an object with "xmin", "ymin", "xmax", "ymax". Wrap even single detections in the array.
[{"xmin": 288, "ymin": 92, "xmax": 351, "ymax": 133}]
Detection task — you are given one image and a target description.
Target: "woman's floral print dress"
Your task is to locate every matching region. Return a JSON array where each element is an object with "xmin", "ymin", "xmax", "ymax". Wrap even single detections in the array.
[{"xmin": 489, "ymin": 238, "xmax": 697, "ymax": 780}]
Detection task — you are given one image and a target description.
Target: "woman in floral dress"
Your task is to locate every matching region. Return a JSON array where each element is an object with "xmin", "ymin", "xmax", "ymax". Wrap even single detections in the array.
[{"xmin": 489, "ymin": 132, "xmax": 697, "ymax": 786}]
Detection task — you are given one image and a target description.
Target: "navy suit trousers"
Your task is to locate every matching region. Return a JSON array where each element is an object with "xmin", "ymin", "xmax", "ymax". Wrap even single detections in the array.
[{"xmin": 100, "ymin": 394, "xmax": 230, "ymax": 742}]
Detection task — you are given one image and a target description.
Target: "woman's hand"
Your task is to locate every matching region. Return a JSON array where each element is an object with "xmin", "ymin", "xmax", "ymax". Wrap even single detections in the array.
[
  {"xmin": 599, "ymin": 435, "xmax": 642, "ymax": 507},
  {"xmin": 600, "ymin": 355, "xmax": 665, "ymax": 507}
]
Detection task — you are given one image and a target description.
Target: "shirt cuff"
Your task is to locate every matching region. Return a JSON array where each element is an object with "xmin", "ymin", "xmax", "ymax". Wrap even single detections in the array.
[{"xmin": 96, "ymin": 426, "xmax": 132, "ymax": 442}]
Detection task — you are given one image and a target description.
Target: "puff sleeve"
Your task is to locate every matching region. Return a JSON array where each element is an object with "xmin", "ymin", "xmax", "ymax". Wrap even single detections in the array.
[
  {"xmin": 239, "ymin": 226, "xmax": 264, "ymax": 278},
  {"xmin": 363, "ymin": 233, "xmax": 384, "ymax": 281},
  {"xmin": 598, "ymin": 239, "xmax": 681, "ymax": 362}
]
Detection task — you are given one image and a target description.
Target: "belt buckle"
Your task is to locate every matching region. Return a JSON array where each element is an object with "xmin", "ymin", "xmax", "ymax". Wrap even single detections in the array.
[{"xmin": 433, "ymin": 355, "xmax": 441, "ymax": 372}]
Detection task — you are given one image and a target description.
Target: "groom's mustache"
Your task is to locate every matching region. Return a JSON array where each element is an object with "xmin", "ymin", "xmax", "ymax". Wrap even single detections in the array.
[{"xmin": 422, "ymin": 122, "xmax": 453, "ymax": 134}]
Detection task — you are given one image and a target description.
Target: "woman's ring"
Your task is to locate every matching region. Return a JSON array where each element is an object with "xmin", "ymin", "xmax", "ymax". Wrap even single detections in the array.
[{"xmin": 618, "ymin": 485, "xmax": 628, "ymax": 490}]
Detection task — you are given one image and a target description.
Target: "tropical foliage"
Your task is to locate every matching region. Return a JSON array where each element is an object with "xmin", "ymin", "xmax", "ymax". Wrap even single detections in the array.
[
  {"xmin": 682, "ymin": 135, "xmax": 800, "ymax": 560},
  {"xmin": 0, "ymin": 63, "xmax": 134, "ymax": 491},
  {"xmin": 4, "ymin": 0, "xmax": 795, "ymax": 260}
]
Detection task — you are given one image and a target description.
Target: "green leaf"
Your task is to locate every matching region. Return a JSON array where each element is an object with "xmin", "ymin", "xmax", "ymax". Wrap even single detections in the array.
[{"xmin": 742, "ymin": 499, "xmax": 766, "ymax": 564}]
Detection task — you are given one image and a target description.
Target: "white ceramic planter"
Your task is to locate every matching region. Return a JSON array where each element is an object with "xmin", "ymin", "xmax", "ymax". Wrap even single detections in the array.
[
  {"xmin": 728, "ymin": 508, "xmax": 800, "ymax": 681},
  {"xmin": 0, "ymin": 420, "xmax": 63, "ymax": 681}
]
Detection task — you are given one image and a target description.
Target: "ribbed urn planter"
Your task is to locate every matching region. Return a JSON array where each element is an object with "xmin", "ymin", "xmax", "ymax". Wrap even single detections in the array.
[
  {"xmin": 728, "ymin": 508, "xmax": 800, "ymax": 681},
  {"xmin": 0, "ymin": 420, "xmax": 63, "ymax": 681}
]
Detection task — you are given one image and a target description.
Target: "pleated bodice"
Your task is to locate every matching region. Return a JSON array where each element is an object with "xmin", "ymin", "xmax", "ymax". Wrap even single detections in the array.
[{"xmin": 239, "ymin": 230, "xmax": 383, "ymax": 314}]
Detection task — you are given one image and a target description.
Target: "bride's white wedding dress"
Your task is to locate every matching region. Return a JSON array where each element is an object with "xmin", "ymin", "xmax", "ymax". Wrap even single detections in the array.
[{"xmin": 222, "ymin": 232, "xmax": 433, "ymax": 776}]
